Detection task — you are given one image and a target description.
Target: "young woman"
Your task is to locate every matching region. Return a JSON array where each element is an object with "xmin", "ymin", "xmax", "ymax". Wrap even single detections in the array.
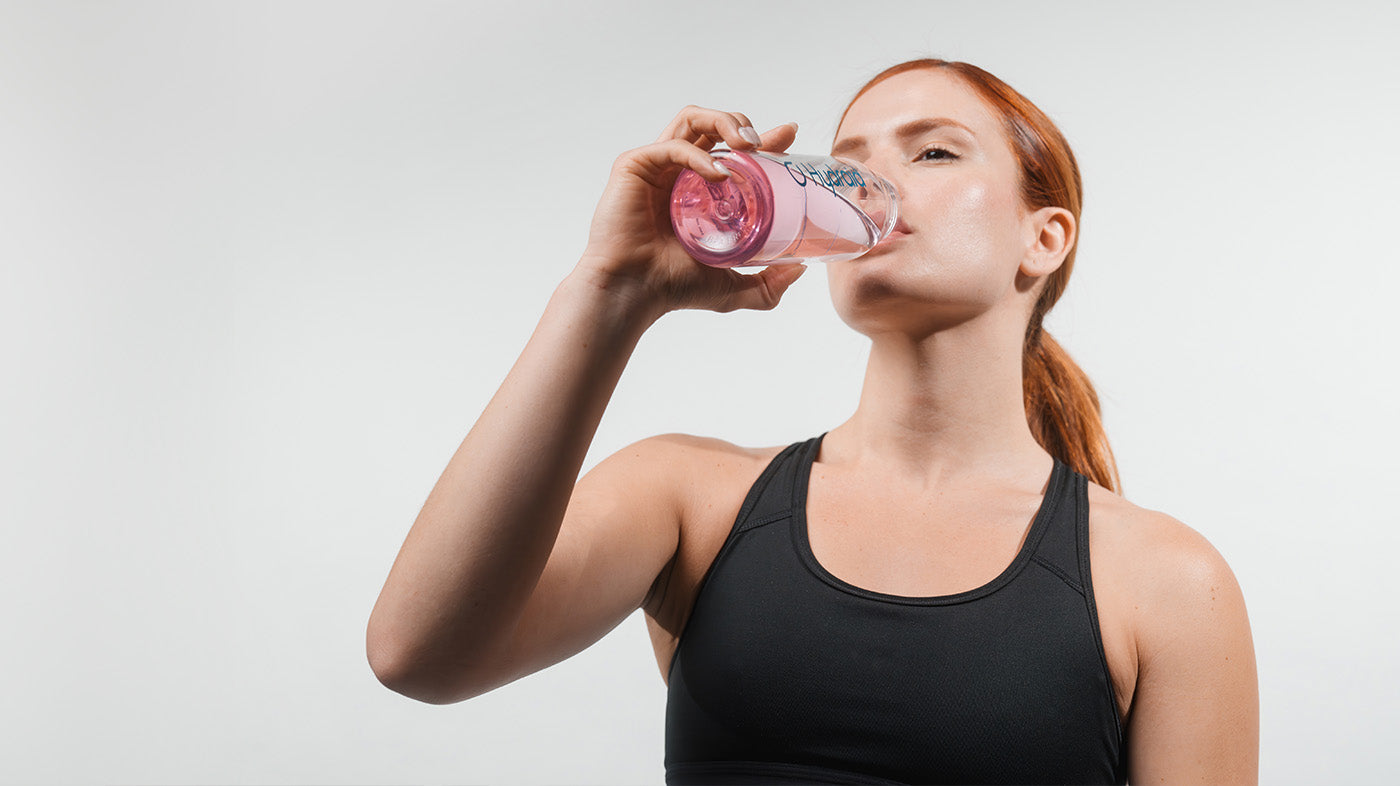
[{"xmin": 367, "ymin": 59, "xmax": 1260, "ymax": 785}]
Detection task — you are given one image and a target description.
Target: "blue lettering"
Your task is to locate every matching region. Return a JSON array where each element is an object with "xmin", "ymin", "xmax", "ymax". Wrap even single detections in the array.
[
  {"xmin": 783, "ymin": 159, "xmax": 867, "ymax": 193},
  {"xmin": 783, "ymin": 161, "xmax": 808, "ymax": 187}
]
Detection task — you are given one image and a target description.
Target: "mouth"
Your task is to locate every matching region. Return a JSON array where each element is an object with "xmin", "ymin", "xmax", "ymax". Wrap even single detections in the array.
[{"xmin": 873, "ymin": 219, "xmax": 912, "ymax": 248}]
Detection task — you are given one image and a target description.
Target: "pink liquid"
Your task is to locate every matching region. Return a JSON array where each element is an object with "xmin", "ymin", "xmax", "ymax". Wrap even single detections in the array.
[{"xmin": 669, "ymin": 151, "xmax": 897, "ymax": 268}]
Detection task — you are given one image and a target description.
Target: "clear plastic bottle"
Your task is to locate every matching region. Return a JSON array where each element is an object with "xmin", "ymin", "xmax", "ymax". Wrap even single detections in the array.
[{"xmin": 669, "ymin": 150, "xmax": 899, "ymax": 268}]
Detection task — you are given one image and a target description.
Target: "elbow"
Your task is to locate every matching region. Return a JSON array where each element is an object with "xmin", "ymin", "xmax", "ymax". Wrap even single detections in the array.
[
  {"xmin": 367, "ymin": 642, "xmax": 464, "ymax": 705},
  {"xmin": 364, "ymin": 618, "xmax": 447, "ymax": 704},
  {"xmin": 366, "ymin": 626, "xmax": 421, "ymax": 700},
  {"xmin": 365, "ymin": 639, "xmax": 414, "ymax": 700},
  {"xmin": 365, "ymin": 622, "xmax": 493, "ymax": 705},
  {"xmin": 372, "ymin": 667, "xmax": 466, "ymax": 706}
]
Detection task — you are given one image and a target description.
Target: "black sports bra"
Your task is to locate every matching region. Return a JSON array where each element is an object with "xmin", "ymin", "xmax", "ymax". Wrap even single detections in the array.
[{"xmin": 664, "ymin": 434, "xmax": 1126, "ymax": 784}]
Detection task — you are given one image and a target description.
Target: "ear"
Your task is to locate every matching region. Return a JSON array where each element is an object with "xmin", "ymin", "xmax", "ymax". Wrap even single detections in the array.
[{"xmin": 1019, "ymin": 206, "xmax": 1076, "ymax": 278}]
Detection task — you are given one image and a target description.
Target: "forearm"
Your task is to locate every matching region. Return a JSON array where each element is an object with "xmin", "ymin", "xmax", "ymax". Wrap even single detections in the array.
[{"xmin": 367, "ymin": 268, "xmax": 657, "ymax": 679}]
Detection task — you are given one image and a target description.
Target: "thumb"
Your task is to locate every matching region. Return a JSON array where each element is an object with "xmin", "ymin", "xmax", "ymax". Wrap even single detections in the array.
[{"xmin": 723, "ymin": 263, "xmax": 808, "ymax": 312}]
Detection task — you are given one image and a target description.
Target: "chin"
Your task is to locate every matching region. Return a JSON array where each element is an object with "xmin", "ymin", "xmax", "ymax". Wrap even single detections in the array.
[
  {"xmin": 829, "ymin": 280, "xmax": 926, "ymax": 336},
  {"xmin": 827, "ymin": 259, "xmax": 989, "ymax": 338},
  {"xmin": 828, "ymin": 247, "xmax": 925, "ymax": 305}
]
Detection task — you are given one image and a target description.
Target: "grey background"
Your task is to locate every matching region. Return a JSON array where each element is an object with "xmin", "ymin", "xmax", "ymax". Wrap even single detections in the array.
[{"xmin": 2, "ymin": 1, "xmax": 1396, "ymax": 783}]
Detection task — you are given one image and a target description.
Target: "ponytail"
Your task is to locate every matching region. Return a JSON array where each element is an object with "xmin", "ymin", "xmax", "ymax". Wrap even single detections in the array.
[{"xmin": 1023, "ymin": 327, "xmax": 1121, "ymax": 494}]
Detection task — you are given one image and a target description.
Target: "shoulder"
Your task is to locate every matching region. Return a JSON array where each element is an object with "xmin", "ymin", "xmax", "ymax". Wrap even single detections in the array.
[
  {"xmin": 1084, "ymin": 485, "xmax": 1260, "ymax": 781},
  {"xmin": 593, "ymin": 432, "xmax": 789, "ymax": 511},
  {"xmin": 605, "ymin": 432, "xmax": 787, "ymax": 475},
  {"xmin": 606, "ymin": 432, "xmax": 783, "ymax": 458},
  {"xmin": 586, "ymin": 432, "xmax": 758, "ymax": 482},
  {"xmin": 1084, "ymin": 481, "xmax": 1251, "ymax": 663},
  {"xmin": 624, "ymin": 432, "xmax": 787, "ymax": 461},
  {"xmin": 1085, "ymin": 482, "xmax": 1231, "ymax": 573},
  {"xmin": 624, "ymin": 434, "xmax": 793, "ymax": 648}
]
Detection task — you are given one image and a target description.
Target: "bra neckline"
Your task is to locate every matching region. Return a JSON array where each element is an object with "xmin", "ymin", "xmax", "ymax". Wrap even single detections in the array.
[{"xmin": 791, "ymin": 432, "xmax": 1068, "ymax": 606}]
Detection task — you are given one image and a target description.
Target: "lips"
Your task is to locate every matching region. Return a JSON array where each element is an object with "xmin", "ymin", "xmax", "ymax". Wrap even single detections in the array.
[{"xmin": 874, "ymin": 219, "xmax": 912, "ymax": 248}]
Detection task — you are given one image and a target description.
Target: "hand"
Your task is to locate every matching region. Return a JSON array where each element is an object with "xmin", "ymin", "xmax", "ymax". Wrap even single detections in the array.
[{"xmin": 576, "ymin": 106, "xmax": 805, "ymax": 321}]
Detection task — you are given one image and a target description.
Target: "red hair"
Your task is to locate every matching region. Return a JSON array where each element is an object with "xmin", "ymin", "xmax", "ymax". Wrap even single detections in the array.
[{"xmin": 839, "ymin": 60, "xmax": 1121, "ymax": 493}]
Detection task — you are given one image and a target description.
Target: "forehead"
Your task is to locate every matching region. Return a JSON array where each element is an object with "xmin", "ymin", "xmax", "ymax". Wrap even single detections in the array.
[{"xmin": 836, "ymin": 69, "xmax": 1001, "ymax": 144}]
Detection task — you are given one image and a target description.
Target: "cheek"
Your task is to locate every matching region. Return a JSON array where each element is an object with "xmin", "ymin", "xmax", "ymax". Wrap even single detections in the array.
[
  {"xmin": 891, "ymin": 180, "xmax": 1026, "ymax": 308},
  {"xmin": 824, "ymin": 177, "xmax": 1026, "ymax": 319},
  {"xmin": 923, "ymin": 180, "xmax": 1021, "ymax": 265}
]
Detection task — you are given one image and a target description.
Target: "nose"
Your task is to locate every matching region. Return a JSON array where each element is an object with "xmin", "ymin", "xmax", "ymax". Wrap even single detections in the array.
[
  {"xmin": 851, "ymin": 151, "xmax": 907, "ymax": 236},
  {"xmin": 862, "ymin": 151, "xmax": 906, "ymax": 193},
  {"xmin": 855, "ymin": 152, "xmax": 903, "ymax": 201}
]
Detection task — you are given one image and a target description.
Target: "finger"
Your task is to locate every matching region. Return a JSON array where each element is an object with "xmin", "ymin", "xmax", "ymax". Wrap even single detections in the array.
[
  {"xmin": 657, "ymin": 105, "xmax": 764, "ymax": 151},
  {"xmin": 718, "ymin": 263, "xmax": 808, "ymax": 312},
  {"xmin": 618, "ymin": 138, "xmax": 731, "ymax": 188},
  {"xmin": 757, "ymin": 122, "xmax": 799, "ymax": 153},
  {"xmin": 678, "ymin": 112, "xmax": 760, "ymax": 151}
]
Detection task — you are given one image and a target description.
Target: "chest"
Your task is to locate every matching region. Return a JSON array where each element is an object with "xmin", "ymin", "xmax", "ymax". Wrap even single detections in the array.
[
  {"xmin": 804, "ymin": 481, "xmax": 1044, "ymax": 597},
  {"xmin": 660, "ymin": 499, "xmax": 1131, "ymax": 784},
  {"xmin": 645, "ymin": 467, "xmax": 1138, "ymax": 731}
]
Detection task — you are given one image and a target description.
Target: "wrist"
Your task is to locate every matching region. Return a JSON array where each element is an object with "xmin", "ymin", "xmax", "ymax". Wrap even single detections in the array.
[{"xmin": 558, "ymin": 261, "xmax": 668, "ymax": 338}]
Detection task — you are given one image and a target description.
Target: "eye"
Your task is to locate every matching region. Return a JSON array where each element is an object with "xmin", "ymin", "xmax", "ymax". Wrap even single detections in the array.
[{"xmin": 917, "ymin": 146, "xmax": 957, "ymax": 162}]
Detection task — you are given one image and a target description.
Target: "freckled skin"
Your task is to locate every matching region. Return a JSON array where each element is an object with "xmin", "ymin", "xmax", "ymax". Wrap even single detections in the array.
[{"xmin": 828, "ymin": 70, "xmax": 1036, "ymax": 339}]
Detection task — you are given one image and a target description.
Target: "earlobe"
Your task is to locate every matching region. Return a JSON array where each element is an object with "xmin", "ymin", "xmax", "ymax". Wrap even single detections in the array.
[{"xmin": 1020, "ymin": 206, "xmax": 1075, "ymax": 278}]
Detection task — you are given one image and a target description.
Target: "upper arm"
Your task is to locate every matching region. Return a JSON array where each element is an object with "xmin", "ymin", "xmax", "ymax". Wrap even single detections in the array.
[
  {"xmin": 466, "ymin": 434, "xmax": 689, "ymax": 696},
  {"xmin": 1125, "ymin": 513, "xmax": 1259, "ymax": 785}
]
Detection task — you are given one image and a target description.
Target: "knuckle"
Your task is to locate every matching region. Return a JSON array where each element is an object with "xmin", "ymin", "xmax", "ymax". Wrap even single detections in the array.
[
  {"xmin": 611, "ymin": 148, "xmax": 638, "ymax": 169},
  {"xmin": 659, "ymin": 138, "xmax": 691, "ymax": 158},
  {"xmin": 756, "ymin": 276, "xmax": 780, "ymax": 309},
  {"xmin": 611, "ymin": 147, "xmax": 651, "ymax": 177}
]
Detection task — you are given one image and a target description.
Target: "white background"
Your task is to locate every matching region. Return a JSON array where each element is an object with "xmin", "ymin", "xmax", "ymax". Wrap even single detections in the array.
[{"xmin": 2, "ymin": 1, "xmax": 1396, "ymax": 784}]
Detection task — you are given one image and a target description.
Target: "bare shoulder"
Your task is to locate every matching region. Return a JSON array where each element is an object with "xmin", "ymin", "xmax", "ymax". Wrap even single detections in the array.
[
  {"xmin": 1084, "ymin": 483, "xmax": 1260, "ymax": 782},
  {"xmin": 615, "ymin": 432, "xmax": 788, "ymax": 508},
  {"xmin": 584, "ymin": 432, "xmax": 768, "ymax": 494},
  {"xmin": 605, "ymin": 431, "xmax": 789, "ymax": 595},
  {"xmin": 610, "ymin": 432, "xmax": 782, "ymax": 467},
  {"xmin": 1084, "ymin": 482, "xmax": 1248, "ymax": 630},
  {"xmin": 633, "ymin": 433, "xmax": 791, "ymax": 678},
  {"xmin": 635, "ymin": 431, "xmax": 788, "ymax": 465},
  {"xmin": 1085, "ymin": 483, "xmax": 1244, "ymax": 609}
]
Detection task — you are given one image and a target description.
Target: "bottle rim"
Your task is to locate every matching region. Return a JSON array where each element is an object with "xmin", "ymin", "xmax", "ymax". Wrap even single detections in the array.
[{"xmin": 669, "ymin": 150, "xmax": 774, "ymax": 268}]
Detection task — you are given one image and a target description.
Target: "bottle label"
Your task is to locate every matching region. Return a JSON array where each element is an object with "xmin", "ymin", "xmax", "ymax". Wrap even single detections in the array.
[{"xmin": 781, "ymin": 160, "xmax": 866, "ymax": 193}]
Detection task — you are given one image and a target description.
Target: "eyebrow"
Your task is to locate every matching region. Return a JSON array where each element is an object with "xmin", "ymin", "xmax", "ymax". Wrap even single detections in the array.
[{"xmin": 831, "ymin": 117, "xmax": 977, "ymax": 158}]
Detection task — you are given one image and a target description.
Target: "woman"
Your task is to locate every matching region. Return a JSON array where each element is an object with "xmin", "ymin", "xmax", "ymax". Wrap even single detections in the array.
[{"xmin": 367, "ymin": 59, "xmax": 1259, "ymax": 785}]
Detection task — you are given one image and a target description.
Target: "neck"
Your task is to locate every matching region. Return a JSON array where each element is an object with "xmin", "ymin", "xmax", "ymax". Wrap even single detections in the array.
[{"xmin": 826, "ymin": 307, "xmax": 1047, "ymax": 484}]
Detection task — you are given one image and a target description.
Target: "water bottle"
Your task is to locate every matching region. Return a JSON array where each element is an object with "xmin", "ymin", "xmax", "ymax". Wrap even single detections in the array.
[{"xmin": 669, "ymin": 150, "xmax": 899, "ymax": 268}]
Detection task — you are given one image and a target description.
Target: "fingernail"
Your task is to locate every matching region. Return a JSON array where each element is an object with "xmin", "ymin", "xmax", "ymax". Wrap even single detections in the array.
[
  {"xmin": 739, "ymin": 126, "xmax": 762, "ymax": 146},
  {"xmin": 786, "ymin": 121, "xmax": 799, "ymax": 132},
  {"xmin": 712, "ymin": 160, "xmax": 730, "ymax": 176}
]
